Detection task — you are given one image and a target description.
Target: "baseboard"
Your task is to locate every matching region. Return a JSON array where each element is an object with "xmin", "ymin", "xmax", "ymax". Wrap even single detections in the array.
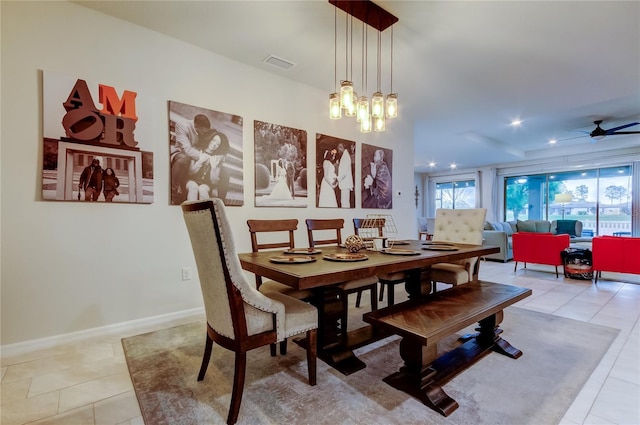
[{"xmin": 1, "ymin": 307, "xmax": 205, "ymax": 359}]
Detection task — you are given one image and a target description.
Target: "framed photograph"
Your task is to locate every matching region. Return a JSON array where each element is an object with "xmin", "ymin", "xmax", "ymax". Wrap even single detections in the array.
[
  {"xmin": 316, "ymin": 134, "xmax": 355, "ymax": 208},
  {"xmin": 169, "ymin": 101, "xmax": 243, "ymax": 206},
  {"xmin": 42, "ymin": 71, "xmax": 154, "ymax": 203},
  {"xmin": 361, "ymin": 143, "xmax": 393, "ymax": 209},
  {"xmin": 254, "ymin": 120, "xmax": 307, "ymax": 207}
]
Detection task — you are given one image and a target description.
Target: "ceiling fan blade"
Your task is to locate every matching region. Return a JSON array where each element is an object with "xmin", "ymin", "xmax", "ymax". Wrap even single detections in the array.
[
  {"xmin": 604, "ymin": 122, "xmax": 639, "ymax": 134},
  {"xmin": 609, "ymin": 131, "xmax": 640, "ymax": 135}
]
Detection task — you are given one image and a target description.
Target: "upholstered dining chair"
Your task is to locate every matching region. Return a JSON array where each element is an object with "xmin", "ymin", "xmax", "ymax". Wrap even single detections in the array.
[
  {"xmin": 182, "ymin": 199, "xmax": 317, "ymax": 425},
  {"xmin": 305, "ymin": 218, "xmax": 378, "ymax": 336},
  {"xmin": 428, "ymin": 208, "xmax": 487, "ymax": 293},
  {"xmin": 247, "ymin": 218, "xmax": 313, "ymax": 355},
  {"xmin": 353, "ymin": 218, "xmax": 407, "ymax": 306}
]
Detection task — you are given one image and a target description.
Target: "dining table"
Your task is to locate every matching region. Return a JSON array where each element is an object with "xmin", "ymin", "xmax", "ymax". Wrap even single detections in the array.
[{"xmin": 238, "ymin": 240, "xmax": 500, "ymax": 375}]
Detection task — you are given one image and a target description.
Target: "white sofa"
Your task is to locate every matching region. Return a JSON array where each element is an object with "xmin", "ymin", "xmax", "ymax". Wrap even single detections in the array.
[{"xmin": 482, "ymin": 219, "xmax": 591, "ymax": 262}]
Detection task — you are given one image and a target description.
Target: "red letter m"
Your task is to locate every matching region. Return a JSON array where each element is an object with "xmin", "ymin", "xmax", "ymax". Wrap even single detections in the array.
[{"xmin": 99, "ymin": 84, "xmax": 138, "ymax": 121}]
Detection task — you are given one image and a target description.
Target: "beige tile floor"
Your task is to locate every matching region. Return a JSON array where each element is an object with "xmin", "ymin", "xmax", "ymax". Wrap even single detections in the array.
[{"xmin": 2, "ymin": 261, "xmax": 639, "ymax": 424}]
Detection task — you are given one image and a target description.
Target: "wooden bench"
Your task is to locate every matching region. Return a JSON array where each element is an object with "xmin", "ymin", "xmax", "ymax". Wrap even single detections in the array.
[{"xmin": 363, "ymin": 280, "xmax": 532, "ymax": 416}]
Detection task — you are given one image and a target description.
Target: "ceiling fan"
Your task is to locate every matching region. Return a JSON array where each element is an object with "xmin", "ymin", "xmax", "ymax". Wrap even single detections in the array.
[{"xmin": 584, "ymin": 120, "xmax": 640, "ymax": 141}]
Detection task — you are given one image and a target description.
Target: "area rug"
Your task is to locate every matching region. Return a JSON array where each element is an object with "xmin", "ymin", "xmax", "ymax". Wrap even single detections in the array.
[{"xmin": 122, "ymin": 307, "xmax": 619, "ymax": 425}]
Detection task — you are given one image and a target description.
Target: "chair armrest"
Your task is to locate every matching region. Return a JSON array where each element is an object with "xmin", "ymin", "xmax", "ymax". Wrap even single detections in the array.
[{"xmin": 482, "ymin": 230, "xmax": 508, "ymax": 251}]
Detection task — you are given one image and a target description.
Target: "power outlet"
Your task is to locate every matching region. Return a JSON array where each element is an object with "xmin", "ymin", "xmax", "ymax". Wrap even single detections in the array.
[{"xmin": 182, "ymin": 266, "xmax": 192, "ymax": 281}]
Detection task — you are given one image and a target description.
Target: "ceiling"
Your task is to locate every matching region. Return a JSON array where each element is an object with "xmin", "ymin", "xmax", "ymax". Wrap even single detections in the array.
[{"xmin": 74, "ymin": 0, "xmax": 640, "ymax": 173}]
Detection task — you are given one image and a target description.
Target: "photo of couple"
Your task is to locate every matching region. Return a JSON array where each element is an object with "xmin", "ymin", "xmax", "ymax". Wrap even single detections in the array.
[
  {"xmin": 169, "ymin": 101, "xmax": 244, "ymax": 206},
  {"xmin": 315, "ymin": 134, "xmax": 355, "ymax": 209}
]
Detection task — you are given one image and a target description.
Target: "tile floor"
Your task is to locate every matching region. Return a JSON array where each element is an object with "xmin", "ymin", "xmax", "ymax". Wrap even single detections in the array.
[{"xmin": 1, "ymin": 261, "xmax": 639, "ymax": 424}]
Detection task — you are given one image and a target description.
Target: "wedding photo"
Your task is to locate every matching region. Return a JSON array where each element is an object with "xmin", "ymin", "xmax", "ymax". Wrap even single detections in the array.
[
  {"xmin": 315, "ymin": 133, "xmax": 355, "ymax": 209},
  {"xmin": 254, "ymin": 120, "xmax": 308, "ymax": 207}
]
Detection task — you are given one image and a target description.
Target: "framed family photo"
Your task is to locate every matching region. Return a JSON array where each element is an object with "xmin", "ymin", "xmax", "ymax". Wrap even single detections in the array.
[{"xmin": 315, "ymin": 134, "xmax": 355, "ymax": 209}]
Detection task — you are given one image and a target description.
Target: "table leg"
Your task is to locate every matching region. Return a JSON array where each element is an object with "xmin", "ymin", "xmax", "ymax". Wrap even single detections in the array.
[
  {"xmin": 383, "ymin": 310, "xmax": 523, "ymax": 416},
  {"xmin": 404, "ymin": 268, "xmax": 431, "ymax": 300},
  {"xmin": 302, "ymin": 286, "xmax": 379, "ymax": 375}
]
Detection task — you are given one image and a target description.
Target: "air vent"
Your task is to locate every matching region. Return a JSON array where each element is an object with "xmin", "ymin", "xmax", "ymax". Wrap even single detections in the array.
[{"xmin": 263, "ymin": 55, "xmax": 295, "ymax": 70}]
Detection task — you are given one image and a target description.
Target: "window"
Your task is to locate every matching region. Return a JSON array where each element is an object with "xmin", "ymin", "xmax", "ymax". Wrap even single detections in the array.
[
  {"xmin": 504, "ymin": 166, "xmax": 632, "ymax": 236},
  {"xmin": 435, "ymin": 179, "xmax": 476, "ymax": 209}
]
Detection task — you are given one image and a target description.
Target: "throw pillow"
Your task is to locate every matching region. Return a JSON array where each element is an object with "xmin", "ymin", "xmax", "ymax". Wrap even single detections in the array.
[
  {"xmin": 556, "ymin": 220, "xmax": 577, "ymax": 237},
  {"xmin": 501, "ymin": 222, "xmax": 514, "ymax": 236},
  {"xmin": 517, "ymin": 219, "xmax": 536, "ymax": 232},
  {"xmin": 534, "ymin": 220, "xmax": 551, "ymax": 233}
]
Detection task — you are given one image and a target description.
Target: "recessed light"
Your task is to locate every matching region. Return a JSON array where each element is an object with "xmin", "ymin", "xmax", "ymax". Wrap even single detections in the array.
[
  {"xmin": 450, "ymin": 163, "xmax": 457, "ymax": 169},
  {"xmin": 510, "ymin": 119, "xmax": 522, "ymax": 127},
  {"xmin": 548, "ymin": 139, "xmax": 557, "ymax": 144},
  {"xmin": 429, "ymin": 161, "xmax": 436, "ymax": 167}
]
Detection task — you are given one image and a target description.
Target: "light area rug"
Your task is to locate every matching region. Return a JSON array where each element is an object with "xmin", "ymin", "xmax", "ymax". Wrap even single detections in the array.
[{"xmin": 122, "ymin": 307, "xmax": 619, "ymax": 425}]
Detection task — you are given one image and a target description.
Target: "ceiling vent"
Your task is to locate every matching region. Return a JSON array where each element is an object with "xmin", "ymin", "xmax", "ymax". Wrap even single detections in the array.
[{"xmin": 263, "ymin": 55, "xmax": 295, "ymax": 70}]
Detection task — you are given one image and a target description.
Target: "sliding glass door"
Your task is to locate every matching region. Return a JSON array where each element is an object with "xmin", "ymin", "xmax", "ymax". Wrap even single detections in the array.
[{"xmin": 504, "ymin": 165, "xmax": 632, "ymax": 236}]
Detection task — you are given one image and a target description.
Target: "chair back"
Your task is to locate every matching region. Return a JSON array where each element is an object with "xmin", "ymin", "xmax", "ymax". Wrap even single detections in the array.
[
  {"xmin": 305, "ymin": 218, "xmax": 344, "ymax": 247},
  {"xmin": 182, "ymin": 199, "xmax": 285, "ymax": 342},
  {"xmin": 247, "ymin": 219, "xmax": 298, "ymax": 287},
  {"xmin": 353, "ymin": 218, "xmax": 385, "ymax": 238},
  {"xmin": 433, "ymin": 208, "xmax": 487, "ymax": 245}
]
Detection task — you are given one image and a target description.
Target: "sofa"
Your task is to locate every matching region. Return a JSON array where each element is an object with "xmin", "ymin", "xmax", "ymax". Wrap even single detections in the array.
[
  {"xmin": 592, "ymin": 236, "xmax": 640, "ymax": 283},
  {"xmin": 512, "ymin": 232, "xmax": 570, "ymax": 277},
  {"xmin": 483, "ymin": 219, "xmax": 591, "ymax": 262}
]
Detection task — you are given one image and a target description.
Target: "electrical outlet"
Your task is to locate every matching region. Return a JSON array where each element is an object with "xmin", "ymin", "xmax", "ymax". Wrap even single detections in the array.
[{"xmin": 182, "ymin": 267, "xmax": 192, "ymax": 281}]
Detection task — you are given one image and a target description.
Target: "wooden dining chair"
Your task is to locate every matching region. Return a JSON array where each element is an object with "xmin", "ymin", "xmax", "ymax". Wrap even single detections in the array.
[
  {"xmin": 353, "ymin": 218, "xmax": 407, "ymax": 306},
  {"xmin": 305, "ymin": 218, "xmax": 378, "ymax": 337},
  {"xmin": 429, "ymin": 208, "xmax": 487, "ymax": 292},
  {"xmin": 182, "ymin": 198, "xmax": 317, "ymax": 425},
  {"xmin": 247, "ymin": 218, "xmax": 313, "ymax": 356}
]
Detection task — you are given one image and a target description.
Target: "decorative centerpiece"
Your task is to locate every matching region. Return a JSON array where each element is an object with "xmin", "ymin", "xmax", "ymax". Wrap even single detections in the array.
[{"xmin": 344, "ymin": 234, "xmax": 364, "ymax": 253}]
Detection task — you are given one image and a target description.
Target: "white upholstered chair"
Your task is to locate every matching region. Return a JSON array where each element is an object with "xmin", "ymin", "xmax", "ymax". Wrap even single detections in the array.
[
  {"xmin": 182, "ymin": 199, "xmax": 317, "ymax": 425},
  {"xmin": 429, "ymin": 208, "xmax": 487, "ymax": 292}
]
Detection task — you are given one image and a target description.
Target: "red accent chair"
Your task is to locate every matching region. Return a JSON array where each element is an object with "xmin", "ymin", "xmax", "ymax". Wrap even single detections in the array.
[
  {"xmin": 592, "ymin": 236, "xmax": 640, "ymax": 283},
  {"xmin": 512, "ymin": 232, "xmax": 570, "ymax": 278}
]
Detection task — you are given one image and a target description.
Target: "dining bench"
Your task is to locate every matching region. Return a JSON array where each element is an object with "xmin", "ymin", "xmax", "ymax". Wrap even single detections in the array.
[{"xmin": 363, "ymin": 280, "xmax": 531, "ymax": 416}]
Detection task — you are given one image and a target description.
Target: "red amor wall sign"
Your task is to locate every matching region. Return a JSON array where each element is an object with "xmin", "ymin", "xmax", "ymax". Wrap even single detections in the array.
[{"xmin": 61, "ymin": 79, "xmax": 139, "ymax": 150}]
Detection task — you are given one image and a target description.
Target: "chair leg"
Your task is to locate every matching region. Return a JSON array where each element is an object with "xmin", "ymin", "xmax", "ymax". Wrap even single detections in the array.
[
  {"xmin": 514, "ymin": 262, "xmax": 518, "ymax": 273},
  {"xmin": 378, "ymin": 283, "xmax": 385, "ymax": 302},
  {"xmin": 280, "ymin": 339, "xmax": 287, "ymax": 355},
  {"xmin": 370, "ymin": 284, "xmax": 378, "ymax": 311},
  {"xmin": 306, "ymin": 329, "xmax": 317, "ymax": 386},
  {"xmin": 355, "ymin": 290, "xmax": 363, "ymax": 307},
  {"xmin": 387, "ymin": 283, "xmax": 395, "ymax": 306},
  {"xmin": 227, "ymin": 351, "xmax": 247, "ymax": 425},
  {"xmin": 197, "ymin": 333, "xmax": 214, "ymax": 381},
  {"xmin": 269, "ymin": 343, "xmax": 277, "ymax": 357}
]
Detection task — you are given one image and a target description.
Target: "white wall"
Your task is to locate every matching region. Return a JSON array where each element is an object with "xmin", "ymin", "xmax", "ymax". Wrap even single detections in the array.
[{"xmin": 0, "ymin": 1, "xmax": 415, "ymax": 347}]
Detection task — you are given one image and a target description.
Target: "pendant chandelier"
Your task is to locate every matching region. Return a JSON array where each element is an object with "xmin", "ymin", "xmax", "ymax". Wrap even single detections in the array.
[{"xmin": 328, "ymin": 0, "xmax": 399, "ymax": 133}]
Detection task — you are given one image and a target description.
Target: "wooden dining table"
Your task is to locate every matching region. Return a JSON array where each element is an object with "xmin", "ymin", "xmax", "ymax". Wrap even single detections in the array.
[{"xmin": 238, "ymin": 240, "xmax": 500, "ymax": 375}]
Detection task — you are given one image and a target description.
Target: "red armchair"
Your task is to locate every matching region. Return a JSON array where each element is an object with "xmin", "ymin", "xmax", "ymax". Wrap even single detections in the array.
[
  {"xmin": 592, "ymin": 236, "xmax": 640, "ymax": 283},
  {"xmin": 512, "ymin": 232, "xmax": 570, "ymax": 278}
]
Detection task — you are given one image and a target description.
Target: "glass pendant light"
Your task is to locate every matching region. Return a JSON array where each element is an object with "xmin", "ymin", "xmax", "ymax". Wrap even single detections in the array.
[
  {"xmin": 385, "ymin": 27, "xmax": 398, "ymax": 119},
  {"xmin": 357, "ymin": 96, "xmax": 369, "ymax": 122},
  {"xmin": 361, "ymin": 113, "xmax": 372, "ymax": 133},
  {"xmin": 340, "ymin": 81, "xmax": 354, "ymax": 111},
  {"xmin": 371, "ymin": 92, "xmax": 384, "ymax": 118},
  {"xmin": 329, "ymin": 93, "xmax": 341, "ymax": 119},
  {"xmin": 374, "ymin": 114, "xmax": 385, "ymax": 132},
  {"xmin": 385, "ymin": 93, "xmax": 397, "ymax": 118}
]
